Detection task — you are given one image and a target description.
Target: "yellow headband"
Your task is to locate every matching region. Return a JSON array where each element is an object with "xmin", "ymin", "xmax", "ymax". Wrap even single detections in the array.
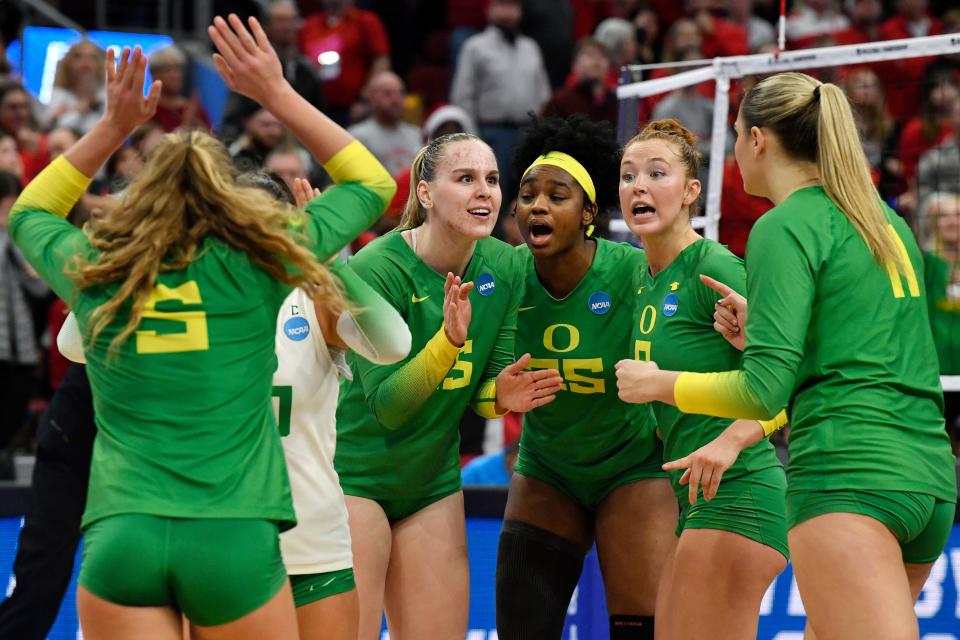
[{"xmin": 522, "ymin": 151, "xmax": 596, "ymax": 204}]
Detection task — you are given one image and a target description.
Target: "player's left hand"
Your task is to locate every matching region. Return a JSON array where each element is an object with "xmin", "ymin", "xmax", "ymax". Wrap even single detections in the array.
[
  {"xmin": 208, "ymin": 14, "xmax": 286, "ymax": 106},
  {"xmin": 494, "ymin": 353, "xmax": 564, "ymax": 412},
  {"xmin": 614, "ymin": 359, "xmax": 662, "ymax": 404},
  {"xmin": 662, "ymin": 431, "xmax": 742, "ymax": 504},
  {"xmin": 293, "ymin": 177, "xmax": 321, "ymax": 208}
]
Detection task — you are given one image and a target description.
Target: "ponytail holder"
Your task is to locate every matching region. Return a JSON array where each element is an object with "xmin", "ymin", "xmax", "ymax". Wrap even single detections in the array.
[{"xmin": 813, "ymin": 84, "xmax": 822, "ymax": 102}]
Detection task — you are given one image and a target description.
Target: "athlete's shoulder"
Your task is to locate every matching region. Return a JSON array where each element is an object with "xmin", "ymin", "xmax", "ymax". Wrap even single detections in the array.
[
  {"xmin": 477, "ymin": 237, "xmax": 525, "ymax": 279},
  {"xmin": 597, "ymin": 238, "xmax": 646, "ymax": 269},
  {"xmin": 348, "ymin": 231, "xmax": 410, "ymax": 272}
]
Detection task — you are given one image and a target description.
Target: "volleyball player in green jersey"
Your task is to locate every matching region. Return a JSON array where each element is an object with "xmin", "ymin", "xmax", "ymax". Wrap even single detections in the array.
[
  {"xmin": 9, "ymin": 16, "xmax": 397, "ymax": 638},
  {"xmin": 495, "ymin": 115, "xmax": 676, "ymax": 640},
  {"xmin": 617, "ymin": 73, "xmax": 957, "ymax": 639},
  {"xmin": 614, "ymin": 119, "xmax": 787, "ymax": 639},
  {"xmin": 335, "ymin": 132, "xmax": 564, "ymax": 640}
]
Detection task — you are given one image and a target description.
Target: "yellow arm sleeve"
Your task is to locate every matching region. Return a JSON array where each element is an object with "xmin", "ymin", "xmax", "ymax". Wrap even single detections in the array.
[
  {"xmin": 674, "ymin": 370, "xmax": 779, "ymax": 421},
  {"xmin": 471, "ymin": 379, "xmax": 508, "ymax": 420},
  {"xmin": 365, "ymin": 325, "xmax": 462, "ymax": 429},
  {"xmin": 11, "ymin": 155, "xmax": 91, "ymax": 220},
  {"xmin": 757, "ymin": 410, "xmax": 789, "ymax": 437},
  {"xmin": 323, "ymin": 140, "xmax": 397, "ymax": 207}
]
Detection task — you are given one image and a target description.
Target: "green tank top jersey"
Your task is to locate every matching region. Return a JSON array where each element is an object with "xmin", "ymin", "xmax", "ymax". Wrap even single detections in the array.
[
  {"xmin": 924, "ymin": 252, "xmax": 960, "ymax": 375},
  {"xmin": 514, "ymin": 239, "xmax": 660, "ymax": 492},
  {"xmin": 335, "ymin": 232, "xmax": 524, "ymax": 501},
  {"xmin": 634, "ymin": 238, "xmax": 781, "ymax": 506},
  {"xmin": 10, "ymin": 180, "xmax": 388, "ymax": 531},
  {"xmin": 743, "ymin": 187, "xmax": 956, "ymax": 501}
]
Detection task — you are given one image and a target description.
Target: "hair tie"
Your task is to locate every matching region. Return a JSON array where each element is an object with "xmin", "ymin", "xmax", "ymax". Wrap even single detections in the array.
[
  {"xmin": 585, "ymin": 224, "xmax": 595, "ymax": 237},
  {"xmin": 813, "ymin": 84, "xmax": 822, "ymax": 102}
]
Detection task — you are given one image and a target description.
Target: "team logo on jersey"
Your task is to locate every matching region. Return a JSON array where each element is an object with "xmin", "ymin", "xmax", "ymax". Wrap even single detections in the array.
[
  {"xmin": 662, "ymin": 292, "xmax": 679, "ymax": 317},
  {"xmin": 588, "ymin": 291, "xmax": 612, "ymax": 315},
  {"xmin": 477, "ymin": 272, "xmax": 496, "ymax": 296},
  {"xmin": 284, "ymin": 316, "xmax": 310, "ymax": 341}
]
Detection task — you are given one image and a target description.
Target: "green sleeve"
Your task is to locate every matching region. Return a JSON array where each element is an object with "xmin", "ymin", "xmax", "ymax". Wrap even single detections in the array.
[
  {"xmin": 676, "ymin": 213, "xmax": 820, "ymax": 419},
  {"xmin": 346, "ymin": 248, "xmax": 460, "ymax": 429},
  {"xmin": 8, "ymin": 156, "xmax": 93, "ymax": 301},
  {"xmin": 469, "ymin": 254, "xmax": 524, "ymax": 418},
  {"xmin": 302, "ymin": 140, "xmax": 396, "ymax": 261}
]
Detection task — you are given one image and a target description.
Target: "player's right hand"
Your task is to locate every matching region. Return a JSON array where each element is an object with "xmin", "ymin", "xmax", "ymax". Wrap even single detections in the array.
[
  {"xmin": 701, "ymin": 274, "xmax": 747, "ymax": 352},
  {"xmin": 443, "ymin": 272, "xmax": 473, "ymax": 347}
]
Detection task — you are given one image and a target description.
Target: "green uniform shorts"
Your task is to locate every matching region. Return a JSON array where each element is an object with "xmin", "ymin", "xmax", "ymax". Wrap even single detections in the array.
[
  {"xmin": 343, "ymin": 485, "xmax": 462, "ymax": 522},
  {"xmin": 676, "ymin": 466, "xmax": 789, "ymax": 560},
  {"xmin": 786, "ymin": 489, "xmax": 955, "ymax": 564},
  {"xmin": 290, "ymin": 568, "xmax": 356, "ymax": 608},
  {"xmin": 514, "ymin": 441, "xmax": 666, "ymax": 510},
  {"xmin": 79, "ymin": 514, "xmax": 287, "ymax": 626}
]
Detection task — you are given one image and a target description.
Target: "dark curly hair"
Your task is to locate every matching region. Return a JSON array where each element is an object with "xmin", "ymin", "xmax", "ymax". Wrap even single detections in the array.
[{"xmin": 513, "ymin": 114, "xmax": 621, "ymax": 233}]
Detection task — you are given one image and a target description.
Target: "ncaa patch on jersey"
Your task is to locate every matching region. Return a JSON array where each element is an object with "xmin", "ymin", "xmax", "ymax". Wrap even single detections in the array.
[
  {"xmin": 477, "ymin": 272, "xmax": 496, "ymax": 296},
  {"xmin": 662, "ymin": 292, "xmax": 679, "ymax": 317},
  {"xmin": 588, "ymin": 291, "xmax": 611, "ymax": 315},
  {"xmin": 284, "ymin": 316, "xmax": 310, "ymax": 341}
]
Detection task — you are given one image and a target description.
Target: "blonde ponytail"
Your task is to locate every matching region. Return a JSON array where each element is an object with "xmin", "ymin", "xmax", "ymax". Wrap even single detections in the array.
[{"xmin": 741, "ymin": 72, "xmax": 902, "ymax": 270}]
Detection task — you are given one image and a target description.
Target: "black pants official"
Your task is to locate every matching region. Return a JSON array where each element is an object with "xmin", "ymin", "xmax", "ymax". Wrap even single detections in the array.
[{"xmin": 0, "ymin": 364, "xmax": 95, "ymax": 640}]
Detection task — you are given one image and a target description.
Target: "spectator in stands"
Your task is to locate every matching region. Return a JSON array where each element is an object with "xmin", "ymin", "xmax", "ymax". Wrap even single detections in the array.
[
  {"xmin": 593, "ymin": 17, "xmax": 638, "ymax": 85},
  {"xmin": 651, "ymin": 47, "xmax": 731, "ymax": 177},
  {"xmin": 719, "ymin": 158, "xmax": 771, "ymax": 258},
  {"xmin": 0, "ymin": 133, "xmax": 22, "ymax": 181},
  {"xmin": 451, "ymin": 0, "xmax": 551, "ymax": 208},
  {"xmin": 299, "ymin": 0, "xmax": 390, "ymax": 125},
  {"xmin": 832, "ymin": 0, "xmax": 884, "ymax": 44},
  {"xmin": 687, "ymin": 0, "xmax": 750, "ymax": 57},
  {"xmin": 220, "ymin": 0, "xmax": 325, "ymax": 144},
  {"xmin": 843, "ymin": 68, "xmax": 896, "ymax": 177},
  {"xmin": 917, "ymin": 98, "xmax": 960, "ymax": 207},
  {"xmin": 45, "ymin": 128, "xmax": 79, "ymax": 162},
  {"xmin": 148, "ymin": 45, "xmax": 211, "ymax": 132},
  {"xmin": 521, "ymin": 0, "xmax": 576, "ymax": 89},
  {"xmin": 727, "ymin": 0, "xmax": 775, "ymax": 51},
  {"xmin": 347, "ymin": 71, "xmax": 421, "ymax": 177},
  {"xmin": 900, "ymin": 72, "xmax": 957, "ymax": 198},
  {"xmin": 229, "ymin": 107, "xmax": 289, "ymax": 171},
  {"xmin": 0, "ymin": 81, "xmax": 46, "ymax": 182},
  {"xmin": 543, "ymin": 38, "xmax": 618, "ymax": 123},
  {"xmin": 42, "ymin": 40, "xmax": 105, "ymax": 135},
  {"xmin": 0, "ymin": 170, "xmax": 48, "ymax": 479},
  {"xmin": 880, "ymin": 0, "xmax": 943, "ymax": 123},
  {"xmin": 631, "ymin": 5, "xmax": 662, "ymax": 66},
  {"xmin": 448, "ymin": 0, "xmax": 489, "ymax": 68},
  {"xmin": 265, "ymin": 145, "xmax": 310, "ymax": 195},
  {"xmin": 921, "ymin": 192, "xmax": 960, "ymax": 452},
  {"xmin": 461, "ymin": 442, "xmax": 518, "ymax": 485},
  {"xmin": 785, "ymin": 0, "xmax": 850, "ymax": 48},
  {"xmin": 130, "ymin": 122, "xmax": 164, "ymax": 159},
  {"xmin": 662, "ymin": 17, "xmax": 702, "ymax": 61}
]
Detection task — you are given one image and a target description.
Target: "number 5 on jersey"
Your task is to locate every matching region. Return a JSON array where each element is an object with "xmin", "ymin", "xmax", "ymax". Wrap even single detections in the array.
[{"xmin": 135, "ymin": 281, "xmax": 210, "ymax": 354}]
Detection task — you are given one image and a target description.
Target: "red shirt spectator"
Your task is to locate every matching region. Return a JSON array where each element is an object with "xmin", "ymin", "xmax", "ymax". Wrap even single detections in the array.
[
  {"xmin": 898, "ymin": 118, "xmax": 953, "ymax": 185},
  {"xmin": 151, "ymin": 100, "xmax": 212, "ymax": 133},
  {"xmin": 719, "ymin": 160, "xmax": 771, "ymax": 258},
  {"xmin": 879, "ymin": 12, "xmax": 942, "ymax": 122},
  {"xmin": 299, "ymin": 4, "xmax": 390, "ymax": 114}
]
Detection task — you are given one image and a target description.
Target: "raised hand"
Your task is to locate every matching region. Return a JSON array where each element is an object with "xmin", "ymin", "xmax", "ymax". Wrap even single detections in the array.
[
  {"xmin": 700, "ymin": 274, "xmax": 747, "ymax": 352},
  {"xmin": 493, "ymin": 353, "xmax": 564, "ymax": 412},
  {"xmin": 208, "ymin": 14, "xmax": 286, "ymax": 106},
  {"xmin": 443, "ymin": 272, "xmax": 474, "ymax": 347},
  {"xmin": 293, "ymin": 177, "xmax": 322, "ymax": 209},
  {"xmin": 104, "ymin": 46, "xmax": 162, "ymax": 136}
]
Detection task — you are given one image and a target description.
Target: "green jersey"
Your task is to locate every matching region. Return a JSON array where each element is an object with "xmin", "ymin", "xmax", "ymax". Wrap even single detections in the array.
[
  {"xmin": 10, "ymin": 153, "xmax": 392, "ymax": 530},
  {"xmin": 924, "ymin": 252, "xmax": 960, "ymax": 375},
  {"xmin": 335, "ymin": 232, "xmax": 524, "ymax": 501},
  {"xmin": 738, "ymin": 187, "xmax": 955, "ymax": 500},
  {"xmin": 634, "ymin": 239, "xmax": 780, "ymax": 505},
  {"xmin": 515, "ymin": 239, "xmax": 659, "ymax": 489}
]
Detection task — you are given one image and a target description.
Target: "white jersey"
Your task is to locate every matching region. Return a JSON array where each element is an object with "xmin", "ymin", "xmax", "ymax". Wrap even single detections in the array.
[{"xmin": 273, "ymin": 288, "xmax": 352, "ymax": 574}]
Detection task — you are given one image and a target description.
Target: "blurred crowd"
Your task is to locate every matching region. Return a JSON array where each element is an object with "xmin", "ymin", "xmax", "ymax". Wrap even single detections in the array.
[{"xmin": 0, "ymin": 0, "xmax": 958, "ymax": 479}]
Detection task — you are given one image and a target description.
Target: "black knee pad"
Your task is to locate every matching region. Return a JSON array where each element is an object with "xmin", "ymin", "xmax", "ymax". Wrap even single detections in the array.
[
  {"xmin": 610, "ymin": 614, "xmax": 655, "ymax": 639},
  {"xmin": 495, "ymin": 520, "xmax": 586, "ymax": 640}
]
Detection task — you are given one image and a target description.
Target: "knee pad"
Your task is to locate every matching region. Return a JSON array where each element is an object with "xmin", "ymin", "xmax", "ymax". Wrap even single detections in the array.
[
  {"xmin": 610, "ymin": 614, "xmax": 655, "ymax": 640},
  {"xmin": 495, "ymin": 520, "xmax": 585, "ymax": 640}
]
